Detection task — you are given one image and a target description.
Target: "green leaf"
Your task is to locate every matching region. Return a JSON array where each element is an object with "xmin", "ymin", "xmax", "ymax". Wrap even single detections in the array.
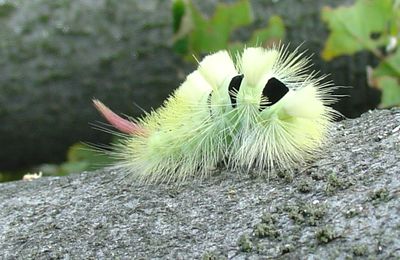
[
  {"xmin": 172, "ymin": 0, "xmax": 186, "ymax": 33},
  {"xmin": 172, "ymin": 0, "xmax": 189, "ymax": 54},
  {"xmin": 60, "ymin": 161, "xmax": 90, "ymax": 175},
  {"xmin": 33, "ymin": 142, "xmax": 117, "ymax": 177},
  {"xmin": 172, "ymin": 0, "xmax": 285, "ymax": 62},
  {"xmin": 373, "ymin": 48, "xmax": 400, "ymax": 78},
  {"xmin": 372, "ymin": 48, "xmax": 400, "ymax": 107},
  {"xmin": 67, "ymin": 143, "xmax": 115, "ymax": 170},
  {"xmin": 172, "ymin": 0, "xmax": 254, "ymax": 59},
  {"xmin": 375, "ymin": 76, "xmax": 400, "ymax": 107},
  {"xmin": 187, "ymin": 0, "xmax": 253, "ymax": 55},
  {"xmin": 228, "ymin": 15, "xmax": 285, "ymax": 56},
  {"xmin": 321, "ymin": 0, "xmax": 394, "ymax": 61},
  {"xmin": 247, "ymin": 15, "xmax": 285, "ymax": 47}
]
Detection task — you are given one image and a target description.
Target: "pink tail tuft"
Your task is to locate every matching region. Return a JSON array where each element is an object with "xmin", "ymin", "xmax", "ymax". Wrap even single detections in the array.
[{"xmin": 93, "ymin": 99, "xmax": 147, "ymax": 136}]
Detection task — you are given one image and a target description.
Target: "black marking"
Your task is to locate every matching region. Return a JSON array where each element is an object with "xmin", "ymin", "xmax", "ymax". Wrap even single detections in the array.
[
  {"xmin": 207, "ymin": 92, "xmax": 213, "ymax": 116},
  {"xmin": 260, "ymin": 77, "xmax": 289, "ymax": 110},
  {"xmin": 228, "ymin": 74, "xmax": 244, "ymax": 108}
]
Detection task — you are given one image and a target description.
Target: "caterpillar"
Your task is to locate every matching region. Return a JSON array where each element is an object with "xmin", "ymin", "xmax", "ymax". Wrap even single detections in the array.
[{"xmin": 93, "ymin": 45, "xmax": 339, "ymax": 184}]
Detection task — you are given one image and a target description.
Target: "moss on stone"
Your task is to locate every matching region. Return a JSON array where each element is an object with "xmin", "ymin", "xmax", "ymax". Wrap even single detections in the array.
[
  {"xmin": 238, "ymin": 234, "xmax": 253, "ymax": 252},
  {"xmin": 315, "ymin": 226, "xmax": 336, "ymax": 244}
]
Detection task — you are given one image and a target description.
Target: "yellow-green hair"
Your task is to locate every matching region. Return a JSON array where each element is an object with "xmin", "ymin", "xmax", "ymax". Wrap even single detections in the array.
[{"xmin": 94, "ymin": 45, "xmax": 339, "ymax": 184}]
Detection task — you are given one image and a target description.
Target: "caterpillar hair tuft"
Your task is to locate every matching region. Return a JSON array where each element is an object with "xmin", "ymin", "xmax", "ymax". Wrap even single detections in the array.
[{"xmin": 94, "ymin": 45, "xmax": 340, "ymax": 184}]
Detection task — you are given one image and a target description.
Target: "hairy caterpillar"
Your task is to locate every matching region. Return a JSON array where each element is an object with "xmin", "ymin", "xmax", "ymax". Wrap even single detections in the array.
[{"xmin": 94, "ymin": 45, "xmax": 338, "ymax": 184}]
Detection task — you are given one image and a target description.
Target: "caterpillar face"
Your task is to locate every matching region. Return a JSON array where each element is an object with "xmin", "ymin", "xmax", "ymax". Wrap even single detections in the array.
[{"xmin": 94, "ymin": 46, "xmax": 338, "ymax": 184}]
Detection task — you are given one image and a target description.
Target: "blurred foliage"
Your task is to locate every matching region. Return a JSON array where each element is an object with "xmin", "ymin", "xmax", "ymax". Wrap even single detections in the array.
[
  {"xmin": 0, "ymin": 143, "xmax": 116, "ymax": 182},
  {"xmin": 322, "ymin": 0, "xmax": 400, "ymax": 107},
  {"xmin": 35, "ymin": 143, "xmax": 116, "ymax": 177},
  {"xmin": 0, "ymin": 171, "xmax": 25, "ymax": 182},
  {"xmin": 172, "ymin": 0, "xmax": 285, "ymax": 61}
]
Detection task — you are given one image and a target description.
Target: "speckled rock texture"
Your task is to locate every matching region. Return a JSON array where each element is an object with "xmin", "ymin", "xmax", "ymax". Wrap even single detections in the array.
[
  {"xmin": 0, "ymin": 0, "xmax": 380, "ymax": 170},
  {"xmin": 0, "ymin": 108, "xmax": 399, "ymax": 259}
]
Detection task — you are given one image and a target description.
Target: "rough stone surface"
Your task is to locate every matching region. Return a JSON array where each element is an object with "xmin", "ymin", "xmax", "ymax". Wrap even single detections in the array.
[
  {"xmin": 0, "ymin": 0, "xmax": 380, "ymax": 170},
  {"xmin": 0, "ymin": 108, "xmax": 399, "ymax": 259}
]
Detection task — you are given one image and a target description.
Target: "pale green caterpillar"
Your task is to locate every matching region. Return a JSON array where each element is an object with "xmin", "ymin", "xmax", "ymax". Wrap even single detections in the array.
[{"xmin": 94, "ymin": 45, "xmax": 338, "ymax": 184}]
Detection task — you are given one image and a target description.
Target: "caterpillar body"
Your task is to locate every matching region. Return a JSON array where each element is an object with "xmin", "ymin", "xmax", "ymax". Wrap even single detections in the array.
[{"xmin": 94, "ymin": 46, "xmax": 338, "ymax": 184}]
